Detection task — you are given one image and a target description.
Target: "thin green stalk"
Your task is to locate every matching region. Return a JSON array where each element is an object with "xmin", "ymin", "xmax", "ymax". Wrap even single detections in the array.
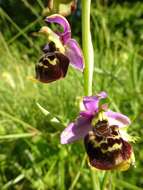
[
  {"xmin": 82, "ymin": 1, "xmax": 101, "ymax": 190},
  {"xmin": 0, "ymin": 133, "xmax": 37, "ymax": 140},
  {"xmin": 116, "ymin": 180, "xmax": 143, "ymax": 190},
  {"xmin": 21, "ymin": 0, "xmax": 41, "ymax": 19},
  {"xmin": 0, "ymin": 8, "xmax": 33, "ymax": 46},
  {"xmin": 91, "ymin": 170, "xmax": 100, "ymax": 190},
  {"xmin": 69, "ymin": 154, "xmax": 86, "ymax": 190},
  {"xmin": 0, "ymin": 110, "xmax": 40, "ymax": 133},
  {"xmin": 82, "ymin": 0, "xmax": 94, "ymax": 96},
  {"xmin": 101, "ymin": 171, "xmax": 110, "ymax": 190},
  {"xmin": 8, "ymin": 17, "xmax": 42, "ymax": 44}
]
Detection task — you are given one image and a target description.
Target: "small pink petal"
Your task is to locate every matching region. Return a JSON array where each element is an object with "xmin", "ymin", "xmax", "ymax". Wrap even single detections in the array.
[
  {"xmin": 105, "ymin": 110, "xmax": 131, "ymax": 127},
  {"xmin": 65, "ymin": 39, "xmax": 84, "ymax": 71},
  {"xmin": 61, "ymin": 117, "xmax": 91, "ymax": 144}
]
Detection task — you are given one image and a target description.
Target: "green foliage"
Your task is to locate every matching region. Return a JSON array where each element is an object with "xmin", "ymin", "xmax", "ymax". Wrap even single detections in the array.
[{"xmin": 0, "ymin": 1, "xmax": 143, "ymax": 189}]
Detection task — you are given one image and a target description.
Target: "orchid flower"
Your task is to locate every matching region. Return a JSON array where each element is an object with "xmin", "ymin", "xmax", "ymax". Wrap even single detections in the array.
[
  {"xmin": 61, "ymin": 92, "xmax": 134, "ymax": 171},
  {"xmin": 36, "ymin": 14, "xmax": 84, "ymax": 83}
]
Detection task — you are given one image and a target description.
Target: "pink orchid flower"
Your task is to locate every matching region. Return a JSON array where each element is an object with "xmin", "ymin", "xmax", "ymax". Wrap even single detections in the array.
[
  {"xmin": 36, "ymin": 14, "xmax": 84, "ymax": 83},
  {"xmin": 61, "ymin": 92, "xmax": 134, "ymax": 171}
]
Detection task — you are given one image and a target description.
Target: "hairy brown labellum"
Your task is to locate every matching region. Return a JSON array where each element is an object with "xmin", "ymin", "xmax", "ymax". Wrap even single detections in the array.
[
  {"xmin": 36, "ymin": 52, "xmax": 69, "ymax": 83},
  {"xmin": 84, "ymin": 120, "xmax": 132, "ymax": 170},
  {"xmin": 35, "ymin": 42, "xmax": 69, "ymax": 83}
]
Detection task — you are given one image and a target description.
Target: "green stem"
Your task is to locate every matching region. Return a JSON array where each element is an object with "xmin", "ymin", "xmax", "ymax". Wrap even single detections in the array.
[
  {"xmin": 101, "ymin": 171, "xmax": 110, "ymax": 190},
  {"xmin": 0, "ymin": 133, "xmax": 37, "ymax": 140},
  {"xmin": 82, "ymin": 1, "xmax": 100, "ymax": 190},
  {"xmin": 69, "ymin": 154, "xmax": 86, "ymax": 190},
  {"xmin": 82, "ymin": 0, "xmax": 94, "ymax": 96},
  {"xmin": 115, "ymin": 180, "xmax": 143, "ymax": 190},
  {"xmin": 91, "ymin": 170, "xmax": 100, "ymax": 190}
]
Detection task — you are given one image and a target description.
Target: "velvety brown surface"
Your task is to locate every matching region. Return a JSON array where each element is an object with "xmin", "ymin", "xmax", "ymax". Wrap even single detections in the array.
[
  {"xmin": 84, "ymin": 120, "xmax": 132, "ymax": 170},
  {"xmin": 35, "ymin": 42, "xmax": 69, "ymax": 83}
]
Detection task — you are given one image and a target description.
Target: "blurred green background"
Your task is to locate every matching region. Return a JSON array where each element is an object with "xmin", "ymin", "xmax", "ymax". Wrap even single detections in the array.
[{"xmin": 0, "ymin": 0, "xmax": 143, "ymax": 189}]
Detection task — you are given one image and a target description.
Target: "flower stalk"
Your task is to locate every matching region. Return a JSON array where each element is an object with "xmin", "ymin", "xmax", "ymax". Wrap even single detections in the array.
[
  {"xmin": 82, "ymin": 0, "xmax": 94, "ymax": 96},
  {"xmin": 81, "ymin": 0, "xmax": 100, "ymax": 189},
  {"xmin": 81, "ymin": 1, "xmax": 109, "ymax": 189}
]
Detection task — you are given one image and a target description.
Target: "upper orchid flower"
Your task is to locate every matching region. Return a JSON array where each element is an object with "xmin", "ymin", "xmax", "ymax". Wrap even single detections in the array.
[
  {"xmin": 61, "ymin": 92, "xmax": 135, "ymax": 171},
  {"xmin": 36, "ymin": 14, "xmax": 84, "ymax": 83}
]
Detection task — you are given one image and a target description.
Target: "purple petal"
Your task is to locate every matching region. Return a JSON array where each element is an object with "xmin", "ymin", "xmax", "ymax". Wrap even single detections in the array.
[
  {"xmin": 61, "ymin": 117, "xmax": 92, "ymax": 144},
  {"xmin": 65, "ymin": 39, "xmax": 84, "ymax": 71},
  {"xmin": 105, "ymin": 110, "xmax": 131, "ymax": 127},
  {"xmin": 83, "ymin": 92, "xmax": 107, "ymax": 113},
  {"xmin": 45, "ymin": 14, "xmax": 71, "ymax": 44},
  {"xmin": 80, "ymin": 111, "xmax": 94, "ymax": 119}
]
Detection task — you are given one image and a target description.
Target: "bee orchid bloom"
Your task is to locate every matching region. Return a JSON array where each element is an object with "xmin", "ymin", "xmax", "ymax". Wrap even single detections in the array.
[
  {"xmin": 61, "ymin": 92, "xmax": 134, "ymax": 171},
  {"xmin": 36, "ymin": 14, "xmax": 84, "ymax": 83}
]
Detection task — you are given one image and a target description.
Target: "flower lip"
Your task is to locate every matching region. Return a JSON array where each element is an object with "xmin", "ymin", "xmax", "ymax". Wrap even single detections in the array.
[
  {"xmin": 84, "ymin": 122, "xmax": 133, "ymax": 170},
  {"xmin": 35, "ymin": 50, "xmax": 69, "ymax": 83}
]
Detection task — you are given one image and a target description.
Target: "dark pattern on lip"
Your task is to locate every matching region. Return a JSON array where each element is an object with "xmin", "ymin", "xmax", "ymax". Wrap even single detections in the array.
[
  {"xmin": 93, "ymin": 120, "xmax": 112, "ymax": 137},
  {"xmin": 84, "ymin": 120, "xmax": 132, "ymax": 170}
]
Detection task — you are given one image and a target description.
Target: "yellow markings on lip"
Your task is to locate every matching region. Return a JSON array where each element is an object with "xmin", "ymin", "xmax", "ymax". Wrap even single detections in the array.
[
  {"xmin": 89, "ymin": 136, "xmax": 96, "ymax": 141},
  {"xmin": 101, "ymin": 143, "xmax": 122, "ymax": 153},
  {"xmin": 38, "ymin": 62, "xmax": 48, "ymax": 68},
  {"xmin": 89, "ymin": 136, "xmax": 121, "ymax": 151},
  {"xmin": 43, "ymin": 65, "xmax": 48, "ymax": 68},
  {"xmin": 44, "ymin": 58, "xmax": 57, "ymax": 65},
  {"xmin": 92, "ymin": 139, "xmax": 107, "ymax": 148},
  {"xmin": 38, "ymin": 62, "xmax": 43, "ymax": 67}
]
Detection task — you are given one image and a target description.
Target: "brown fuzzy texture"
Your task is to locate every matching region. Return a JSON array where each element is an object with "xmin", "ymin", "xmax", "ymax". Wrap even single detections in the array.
[
  {"xmin": 84, "ymin": 120, "xmax": 132, "ymax": 170},
  {"xmin": 35, "ymin": 42, "xmax": 69, "ymax": 83}
]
